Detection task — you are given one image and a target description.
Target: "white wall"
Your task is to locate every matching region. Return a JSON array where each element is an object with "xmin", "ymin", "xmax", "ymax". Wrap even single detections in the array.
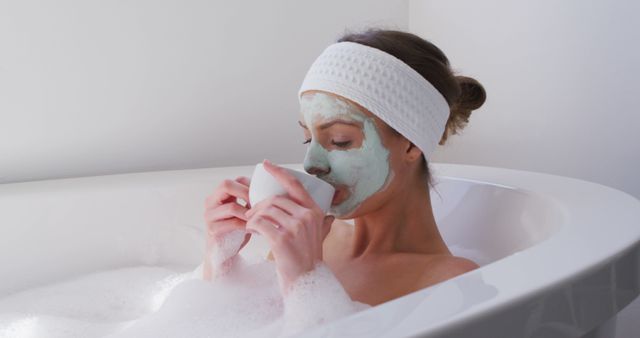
[
  {"xmin": 0, "ymin": 0, "xmax": 409, "ymax": 183},
  {"xmin": 408, "ymin": 1, "xmax": 640, "ymax": 336},
  {"xmin": 410, "ymin": 0, "xmax": 640, "ymax": 200}
]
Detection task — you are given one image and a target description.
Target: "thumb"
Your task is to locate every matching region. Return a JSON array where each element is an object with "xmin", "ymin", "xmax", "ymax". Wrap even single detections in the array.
[
  {"xmin": 324, "ymin": 215, "xmax": 335, "ymax": 225},
  {"xmin": 322, "ymin": 215, "xmax": 335, "ymax": 238}
]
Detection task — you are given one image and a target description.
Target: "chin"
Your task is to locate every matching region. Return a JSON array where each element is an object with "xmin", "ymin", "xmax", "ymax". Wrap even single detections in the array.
[
  {"xmin": 329, "ymin": 202, "xmax": 361, "ymax": 219},
  {"xmin": 332, "ymin": 214, "xmax": 352, "ymax": 220}
]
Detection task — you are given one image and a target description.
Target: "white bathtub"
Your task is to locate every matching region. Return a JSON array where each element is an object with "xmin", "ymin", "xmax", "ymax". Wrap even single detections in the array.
[{"xmin": 0, "ymin": 163, "xmax": 639, "ymax": 338}]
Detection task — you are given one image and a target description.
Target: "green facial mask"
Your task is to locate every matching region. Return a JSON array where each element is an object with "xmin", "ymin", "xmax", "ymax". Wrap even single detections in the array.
[{"xmin": 300, "ymin": 92, "xmax": 393, "ymax": 217}]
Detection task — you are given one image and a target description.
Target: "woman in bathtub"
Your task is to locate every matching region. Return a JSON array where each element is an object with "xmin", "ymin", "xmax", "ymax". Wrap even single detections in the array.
[{"xmin": 202, "ymin": 28, "xmax": 485, "ymax": 307}]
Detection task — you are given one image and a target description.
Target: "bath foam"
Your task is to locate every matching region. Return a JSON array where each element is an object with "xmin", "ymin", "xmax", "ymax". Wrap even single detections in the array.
[
  {"xmin": 0, "ymin": 266, "xmax": 189, "ymax": 338},
  {"xmin": 0, "ymin": 313, "xmax": 137, "ymax": 338},
  {"xmin": 110, "ymin": 260, "xmax": 370, "ymax": 338},
  {"xmin": 282, "ymin": 262, "xmax": 369, "ymax": 336},
  {"xmin": 0, "ymin": 259, "xmax": 369, "ymax": 338},
  {"xmin": 108, "ymin": 260, "xmax": 283, "ymax": 338},
  {"xmin": 210, "ymin": 229, "xmax": 247, "ymax": 267}
]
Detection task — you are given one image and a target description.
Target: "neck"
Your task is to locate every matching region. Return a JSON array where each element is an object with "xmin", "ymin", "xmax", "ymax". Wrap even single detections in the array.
[{"xmin": 348, "ymin": 177, "xmax": 451, "ymax": 259}]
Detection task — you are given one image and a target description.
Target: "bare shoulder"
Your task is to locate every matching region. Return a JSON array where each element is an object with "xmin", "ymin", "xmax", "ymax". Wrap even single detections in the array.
[
  {"xmin": 443, "ymin": 255, "xmax": 480, "ymax": 275},
  {"xmin": 416, "ymin": 255, "xmax": 480, "ymax": 288}
]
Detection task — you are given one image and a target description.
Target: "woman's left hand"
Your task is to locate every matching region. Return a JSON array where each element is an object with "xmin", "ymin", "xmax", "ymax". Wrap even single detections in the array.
[{"xmin": 245, "ymin": 159, "xmax": 335, "ymax": 294}]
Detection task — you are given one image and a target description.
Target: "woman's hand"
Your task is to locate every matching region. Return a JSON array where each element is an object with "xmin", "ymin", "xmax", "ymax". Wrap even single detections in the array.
[
  {"xmin": 202, "ymin": 176, "xmax": 252, "ymax": 281},
  {"xmin": 244, "ymin": 160, "xmax": 335, "ymax": 294}
]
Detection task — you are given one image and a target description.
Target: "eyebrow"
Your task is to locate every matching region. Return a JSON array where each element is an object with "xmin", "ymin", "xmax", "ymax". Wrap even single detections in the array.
[{"xmin": 298, "ymin": 119, "xmax": 361, "ymax": 130}]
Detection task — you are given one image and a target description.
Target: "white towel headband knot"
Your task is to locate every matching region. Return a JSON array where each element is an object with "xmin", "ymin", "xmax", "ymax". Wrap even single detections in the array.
[{"xmin": 297, "ymin": 41, "xmax": 450, "ymax": 160}]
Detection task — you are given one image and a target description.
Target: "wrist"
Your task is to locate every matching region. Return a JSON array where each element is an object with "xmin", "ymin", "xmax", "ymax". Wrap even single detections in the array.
[{"xmin": 279, "ymin": 260, "xmax": 323, "ymax": 296}]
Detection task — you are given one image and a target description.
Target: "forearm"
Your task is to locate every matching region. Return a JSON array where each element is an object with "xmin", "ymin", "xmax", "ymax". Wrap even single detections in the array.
[
  {"xmin": 201, "ymin": 256, "xmax": 213, "ymax": 281},
  {"xmin": 196, "ymin": 254, "xmax": 247, "ymax": 282}
]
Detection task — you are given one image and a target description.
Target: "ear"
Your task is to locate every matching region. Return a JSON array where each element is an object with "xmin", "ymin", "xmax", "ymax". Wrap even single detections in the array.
[{"xmin": 404, "ymin": 141, "xmax": 423, "ymax": 163}]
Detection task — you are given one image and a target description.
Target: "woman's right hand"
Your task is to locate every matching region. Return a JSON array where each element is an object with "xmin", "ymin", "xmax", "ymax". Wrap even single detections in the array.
[{"xmin": 202, "ymin": 176, "xmax": 252, "ymax": 281}]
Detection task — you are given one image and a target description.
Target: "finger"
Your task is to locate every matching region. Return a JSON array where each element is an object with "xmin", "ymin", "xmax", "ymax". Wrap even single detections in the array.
[
  {"xmin": 236, "ymin": 176, "xmax": 251, "ymax": 187},
  {"xmin": 206, "ymin": 218, "xmax": 246, "ymax": 243},
  {"xmin": 262, "ymin": 160, "xmax": 315, "ymax": 208},
  {"xmin": 255, "ymin": 205, "xmax": 295, "ymax": 231},
  {"xmin": 322, "ymin": 215, "xmax": 335, "ymax": 239},
  {"xmin": 208, "ymin": 179, "xmax": 250, "ymax": 207},
  {"xmin": 246, "ymin": 195, "xmax": 301, "ymax": 219},
  {"xmin": 238, "ymin": 232, "xmax": 252, "ymax": 251},
  {"xmin": 205, "ymin": 202, "xmax": 249, "ymax": 222},
  {"xmin": 263, "ymin": 195, "xmax": 318, "ymax": 228},
  {"xmin": 246, "ymin": 216, "xmax": 283, "ymax": 245},
  {"xmin": 235, "ymin": 176, "xmax": 252, "ymax": 207}
]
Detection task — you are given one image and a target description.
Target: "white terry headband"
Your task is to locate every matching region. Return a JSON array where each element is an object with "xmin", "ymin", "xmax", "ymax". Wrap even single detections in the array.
[{"xmin": 297, "ymin": 41, "xmax": 450, "ymax": 160}]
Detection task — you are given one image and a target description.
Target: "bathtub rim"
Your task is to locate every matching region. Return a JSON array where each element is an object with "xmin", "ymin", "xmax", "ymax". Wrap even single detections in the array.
[{"xmin": 1, "ymin": 162, "xmax": 638, "ymax": 338}]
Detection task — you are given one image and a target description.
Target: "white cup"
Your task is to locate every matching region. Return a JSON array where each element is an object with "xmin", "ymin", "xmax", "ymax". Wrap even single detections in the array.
[{"xmin": 249, "ymin": 163, "xmax": 336, "ymax": 213}]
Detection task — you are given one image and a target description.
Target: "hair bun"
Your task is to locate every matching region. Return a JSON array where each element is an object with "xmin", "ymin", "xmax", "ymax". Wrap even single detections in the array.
[
  {"xmin": 455, "ymin": 76, "xmax": 486, "ymax": 111},
  {"xmin": 438, "ymin": 75, "xmax": 487, "ymax": 145}
]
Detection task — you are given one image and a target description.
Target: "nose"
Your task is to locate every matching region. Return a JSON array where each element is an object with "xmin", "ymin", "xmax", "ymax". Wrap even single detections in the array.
[
  {"xmin": 303, "ymin": 140, "xmax": 331, "ymax": 177},
  {"xmin": 306, "ymin": 166, "xmax": 331, "ymax": 176}
]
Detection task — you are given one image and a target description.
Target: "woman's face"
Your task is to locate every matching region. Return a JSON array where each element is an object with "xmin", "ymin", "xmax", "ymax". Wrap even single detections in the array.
[{"xmin": 299, "ymin": 90, "xmax": 405, "ymax": 218}]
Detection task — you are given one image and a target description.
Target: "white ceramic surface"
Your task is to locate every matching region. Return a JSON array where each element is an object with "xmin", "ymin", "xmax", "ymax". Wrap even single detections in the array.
[
  {"xmin": 248, "ymin": 163, "xmax": 335, "ymax": 213},
  {"xmin": 0, "ymin": 163, "xmax": 638, "ymax": 338}
]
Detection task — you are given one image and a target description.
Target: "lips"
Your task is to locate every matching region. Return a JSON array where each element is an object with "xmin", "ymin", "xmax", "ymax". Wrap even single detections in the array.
[{"xmin": 330, "ymin": 185, "xmax": 349, "ymax": 206}]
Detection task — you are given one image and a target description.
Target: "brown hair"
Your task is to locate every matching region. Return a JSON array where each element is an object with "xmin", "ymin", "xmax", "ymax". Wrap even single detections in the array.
[{"xmin": 337, "ymin": 28, "xmax": 486, "ymax": 188}]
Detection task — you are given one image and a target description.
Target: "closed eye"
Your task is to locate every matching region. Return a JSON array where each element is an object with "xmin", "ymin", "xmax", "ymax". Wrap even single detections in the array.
[
  {"xmin": 302, "ymin": 139, "xmax": 352, "ymax": 148},
  {"xmin": 332, "ymin": 140, "xmax": 351, "ymax": 148}
]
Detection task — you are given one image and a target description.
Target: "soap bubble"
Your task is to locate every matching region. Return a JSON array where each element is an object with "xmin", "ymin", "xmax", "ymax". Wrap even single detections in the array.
[{"xmin": 0, "ymin": 259, "xmax": 370, "ymax": 338}]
